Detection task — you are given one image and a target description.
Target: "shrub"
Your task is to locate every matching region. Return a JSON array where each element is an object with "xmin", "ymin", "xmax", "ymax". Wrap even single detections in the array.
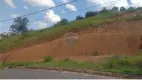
[
  {"xmin": 99, "ymin": 7, "xmax": 108, "ymax": 14},
  {"xmin": 58, "ymin": 19, "xmax": 68, "ymax": 25},
  {"xmin": 134, "ymin": 57, "xmax": 142, "ymax": 68},
  {"xmin": 118, "ymin": 57, "xmax": 133, "ymax": 66},
  {"xmin": 105, "ymin": 56, "xmax": 142, "ymax": 69},
  {"xmin": 92, "ymin": 51, "xmax": 99, "ymax": 56},
  {"xmin": 76, "ymin": 16, "xmax": 84, "ymax": 20},
  {"xmin": 122, "ymin": 69, "xmax": 132, "ymax": 74},
  {"xmin": 105, "ymin": 58, "xmax": 118, "ymax": 68},
  {"xmin": 63, "ymin": 58, "xmax": 71, "ymax": 61},
  {"xmin": 44, "ymin": 56, "xmax": 53, "ymax": 62},
  {"xmin": 126, "ymin": 15, "xmax": 142, "ymax": 21},
  {"xmin": 19, "ymin": 33, "xmax": 30, "ymax": 40},
  {"xmin": 85, "ymin": 11, "xmax": 98, "ymax": 18}
]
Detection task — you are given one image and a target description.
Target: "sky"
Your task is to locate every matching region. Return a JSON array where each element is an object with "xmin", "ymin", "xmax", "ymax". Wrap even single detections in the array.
[{"xmin": 0, "ymin": 0, "xmax": 142, "ymax": 33}]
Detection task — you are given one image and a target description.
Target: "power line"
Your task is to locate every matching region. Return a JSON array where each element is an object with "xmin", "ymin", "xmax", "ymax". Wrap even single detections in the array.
[
  {"xmin": 0, "ymin": 0, "xmax": 78, "ymax": 23},
  {"xmin": 0, "ymin": 0, "xmax": 123, "ymax": 30},
  {"xmin": 29, "ymin": 0, "xmax": 122, "ymax": 23}
]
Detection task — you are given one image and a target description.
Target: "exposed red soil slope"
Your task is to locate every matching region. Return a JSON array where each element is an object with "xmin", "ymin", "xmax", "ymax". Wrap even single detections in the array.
[{"xmin": 1, "ymin": 20, "xmax": 142, "ymax": 62}]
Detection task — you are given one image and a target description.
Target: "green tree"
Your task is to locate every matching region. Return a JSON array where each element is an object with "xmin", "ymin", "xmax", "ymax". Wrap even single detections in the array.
[
  {"xmin": 127, "ymin": 7, "xmax": 135, "ymax": 12},
  {"xmin": 76, "ymin": 15, "xmax": 84, "ymax": 20},
  {"xmin": 9, "ymin": 17, "xmax": 29, "ymax": 34},
  {"xmin": 58, "ymin": 19, "xmax": 68, "ymax": 25},
  {"xmin": 120, "ymin": 7, "xmax": 126, "ymax": 11},
  {"xmin": 85, "ymin": 11, "xmax": 97, "ymax": 18},
  {"xmin": 99, "ymin": 7, "xmax": 108, "ymax": 14},
  {"xmin": 111, "ymin": 7, "xmax": 119, "ymax": 11}
]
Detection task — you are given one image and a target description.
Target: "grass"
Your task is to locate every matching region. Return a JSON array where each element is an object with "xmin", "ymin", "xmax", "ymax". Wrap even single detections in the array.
[
  {"xmin": 0, "ymin": 64, "xmax": 4, "ymax": 69},
  {"xmin": 0, "ymin": 56, "xmax": 142, "ymax": 75},
  {"xmin": 126, "ymin": 15, "xmax": 142, "ymax": 21},
  {"xmin": 103, "ymin": 56, "xmax": 142, "ymax": 74},
  {"xmin": 0, "ymin": 60, "xmax": 99, "ymax": 70},
  {"xmin": 0, "ymin": 11, "xmax": 120, "ymax": 54}
]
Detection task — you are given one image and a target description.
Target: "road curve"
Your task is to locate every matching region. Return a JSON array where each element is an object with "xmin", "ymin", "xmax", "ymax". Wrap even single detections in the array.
[{"xmin": 0, "ymin": 69, "xmax": 115, "ymax": 79}]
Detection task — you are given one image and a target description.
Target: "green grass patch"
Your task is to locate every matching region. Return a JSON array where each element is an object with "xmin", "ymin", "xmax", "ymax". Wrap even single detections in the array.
[
  {"xmin": 30, "ymin": 60, "xmax": 99, "ymax": 70},
  {"xmin": 0, "ymin": 56, "xmax": 142, "ymax": 74},
  {"xmin": 1, "ymin": 60, "xmax": 99, "ymax": 70},
  {"xmin": 103, "ymin": 56, "xmax": 142, "ymax": 74},
  {"xmin": 2, "ymin": 62, "xmax": 35, "ymax": 67}
]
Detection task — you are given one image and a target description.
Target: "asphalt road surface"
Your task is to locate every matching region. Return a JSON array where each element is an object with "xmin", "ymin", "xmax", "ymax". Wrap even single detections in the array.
[{"xmin": 0, "ymin": 68, "xmax": 115, "ymax": 79}]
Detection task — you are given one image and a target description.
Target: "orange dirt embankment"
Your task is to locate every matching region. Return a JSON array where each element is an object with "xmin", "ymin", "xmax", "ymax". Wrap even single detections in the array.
[{"xmin": 1, "ymin": 20, "xmax": 142, "ymax": 62}]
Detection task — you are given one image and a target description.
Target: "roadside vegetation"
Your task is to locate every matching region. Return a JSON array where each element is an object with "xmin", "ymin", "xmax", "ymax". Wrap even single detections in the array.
[
  {"xmin": 0, "ymin": 55, "xmax": 142, "ymax": 75},
  {"xmin": 103, "ymin": 56, "xmax": 142, "ymax": 74}
]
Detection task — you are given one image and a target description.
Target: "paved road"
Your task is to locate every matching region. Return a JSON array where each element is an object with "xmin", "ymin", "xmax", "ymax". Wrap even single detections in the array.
[{"xmin": 0, "ymin": 69, "xmax": 115, "ymax": 79}]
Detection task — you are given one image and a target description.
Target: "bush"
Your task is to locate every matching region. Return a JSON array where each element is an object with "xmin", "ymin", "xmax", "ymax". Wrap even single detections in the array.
[
  {"xmin": 105, "ymin": 58, "xmax": 118, "ymax": 68},
  {"xmin": 92, "ymin": 51, "xmax": 99, "ymax": 56},
  {"xmin": 126, "ymin": 15, "xmax": 142, "ymax": 21},
  {"xmin": 122, "ymin": 69, "xmax": 132, "ymax": 74},
  {"xmin": 85, "ymin": 11, "xmax": 98, "ymax": 18},
  {"xmin": 105, "ymin": 56, "xmax": 142, "ymax": 69},
  {"xmin": 76, "ymin": 16, "xmax": 84, "ymax": 20},
  {"xmin": 99, "ymin": 7, "xmax": 108, "ymax": 14},
  {"xmin": 19, "ymin": 33, "xmax": 30, "ymax": 40},
  {"xmin": 63, "ymin": 58, "xmax": 71, "ymax": 61},
  {"xmin": 58, "ymin": 19, "xmax": 68, "ymax": 25},
  {"xmin": 44, "ymin": 56, "xmax": 53, "ymax": 62},
  {"xmin": 118, "ymin": 57, "xmax": 133, "ymax": 66},
  {"xmin": 134, "ymin": 57, "xmax": 142, "ymax": 68}
]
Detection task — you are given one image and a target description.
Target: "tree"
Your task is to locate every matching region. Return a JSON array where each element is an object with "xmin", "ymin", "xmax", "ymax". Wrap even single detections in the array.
[
  {"xmin": 76, "ymin": 15, "xmax": 84, "ymax": 20},
  {"xmin": 127, "ymin": 7, "xmax": 135, "ymax": 12},
  {"xmin": 85, "ymin": 11, "xmax": 97, "ymax": 18},
  {"xmin": 58, "ymin": 19, "xmax": 68, "ymax": 25},
  {"xmin": 111, "ymin": 7, "xmax": 119, "ymax": 11},
  {"xmin": 120, "ymin": 7, "xmax": 126, "ymax": 11},
  {"xmin": 9, "ymin": 17, "xmax": 29, "ymax": 34},
  {"xmin": 99, "ymin": 7, "xmax": 108, "ymax": 14}
]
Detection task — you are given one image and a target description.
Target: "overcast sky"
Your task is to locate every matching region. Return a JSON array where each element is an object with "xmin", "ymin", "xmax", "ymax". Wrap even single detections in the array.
[{"xmin": 0, "ymin": 0, "xmax": 142, "ymax": 33}]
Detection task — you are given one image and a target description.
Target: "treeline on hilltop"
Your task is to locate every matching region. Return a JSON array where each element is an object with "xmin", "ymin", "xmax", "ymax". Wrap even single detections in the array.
[{"xmin": 58, "ymin": 6, "xmax": 142, "ymax": 25}]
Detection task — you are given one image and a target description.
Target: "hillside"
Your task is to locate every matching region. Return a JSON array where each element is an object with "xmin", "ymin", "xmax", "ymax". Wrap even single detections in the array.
[
  {"xmin": 0, "ymin": 11, "xmax": 120, "ymax": 54},
  {"xmin": 0, "ymin": 11, "xmax": 142, "ymax": 62}
]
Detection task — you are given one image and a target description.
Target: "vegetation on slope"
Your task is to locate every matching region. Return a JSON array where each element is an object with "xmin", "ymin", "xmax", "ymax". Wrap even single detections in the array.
[
  {"xmin": 0, "ymin": 11, "xmax": 120, "ymax": 54},
  {"xmin": 0, "ymin": 6, "xmax": 142, "ymax": 54},
  {"xmin": 1, "ymin": 55, "xmax": 142, "ymax": 75}
]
